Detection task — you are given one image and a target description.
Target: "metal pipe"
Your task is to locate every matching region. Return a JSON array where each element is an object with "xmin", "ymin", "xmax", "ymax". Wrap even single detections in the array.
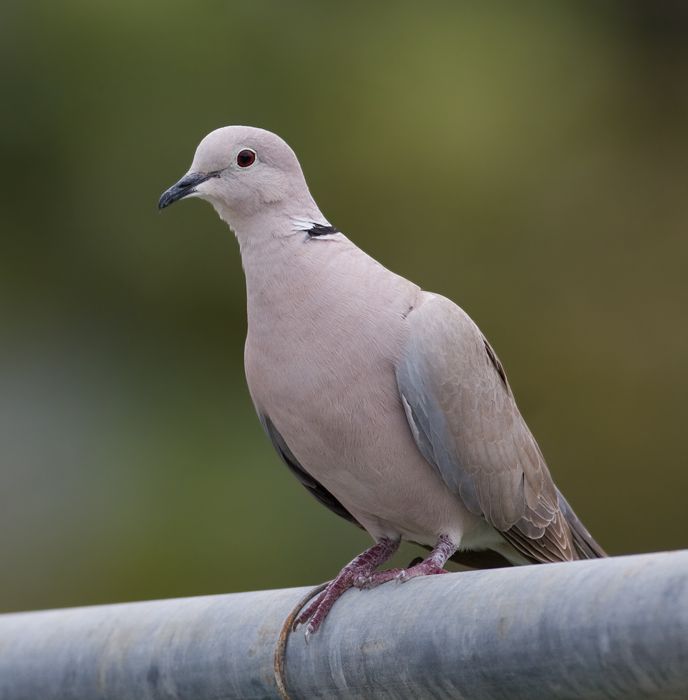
[{"xmin": 0, "ymin": 550, "xmax": 687, "ymax": 699}]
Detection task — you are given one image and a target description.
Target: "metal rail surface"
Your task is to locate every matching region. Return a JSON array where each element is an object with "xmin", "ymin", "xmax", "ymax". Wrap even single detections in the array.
[{"xmin": 0, "ymin": 550, "xmax": 686, "ymax": 700}]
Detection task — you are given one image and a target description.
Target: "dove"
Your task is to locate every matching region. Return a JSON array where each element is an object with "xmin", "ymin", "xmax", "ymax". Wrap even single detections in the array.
[{"xmin": 159, "ymin": 126, "xmax": 606, "ymax": 639}]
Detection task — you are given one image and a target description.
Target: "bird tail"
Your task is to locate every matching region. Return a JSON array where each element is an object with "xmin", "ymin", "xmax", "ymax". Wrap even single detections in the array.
[{"xmin": 557, "ymin": 488, "xmax": 607, "ymax": 559}]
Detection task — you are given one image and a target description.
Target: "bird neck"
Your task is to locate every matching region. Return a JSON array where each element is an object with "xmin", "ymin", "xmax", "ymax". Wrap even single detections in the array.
[
  {"xmin": 237, "ymin": 221, "xmax": 347, "ymax": 310},
  {"xmin": 235, "ymin": 221, "xmax": 420, "ymax": 354},
  {"xmin": 214, "ymin": 191, "xmax": 325, "ymax": 245}
]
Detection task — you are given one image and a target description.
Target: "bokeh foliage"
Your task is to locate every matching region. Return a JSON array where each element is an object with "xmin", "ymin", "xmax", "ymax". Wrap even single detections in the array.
[{"xmin": 1, "ymin": 0, "xmax": 687, "ymax": 613}]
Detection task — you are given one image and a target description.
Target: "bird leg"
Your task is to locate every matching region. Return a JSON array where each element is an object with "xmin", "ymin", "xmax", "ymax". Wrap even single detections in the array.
[
  {"xmin": 293, "ymin": 536, "xmax": 400, "ymax": 640},
  {"xmin": 357, "ymin": 534, "xmax": 457, "ymax": 587}
]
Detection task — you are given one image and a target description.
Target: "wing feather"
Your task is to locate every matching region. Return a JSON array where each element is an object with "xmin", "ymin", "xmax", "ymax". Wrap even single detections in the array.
[{"xmin": 397, "ymin": 294, "xmax": 605, "ymax": 563}]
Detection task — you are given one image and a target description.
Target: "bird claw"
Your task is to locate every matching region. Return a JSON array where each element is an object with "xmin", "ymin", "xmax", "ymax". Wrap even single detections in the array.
[
  {"xmin": 289, "ymin": 538, "xmax": 402, "ymax": 641},
  {"xmin": 395, "ymin": 560, "xmax": 450, "ymax": 583}
]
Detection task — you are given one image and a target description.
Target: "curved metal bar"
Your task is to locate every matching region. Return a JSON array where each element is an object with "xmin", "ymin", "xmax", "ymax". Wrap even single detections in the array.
[{"xmin": 0, "ymin": 551, "xmax": 687, "ymax": 699}]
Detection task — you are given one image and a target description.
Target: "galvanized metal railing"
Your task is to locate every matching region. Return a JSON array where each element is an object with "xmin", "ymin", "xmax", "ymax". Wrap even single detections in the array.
[{"xmin": 0, "ymin": 550, "xmax": 686, "ymax": 699}]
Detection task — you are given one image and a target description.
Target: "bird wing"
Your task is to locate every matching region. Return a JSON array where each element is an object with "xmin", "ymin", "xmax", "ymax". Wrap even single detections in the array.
[
  {"xmin": 396, "ymin": 294, "xmax": 583, "ymax": 563},
  {"xmin": 259, "ymin": 414, "xmax": 363, "ymax": 529}
]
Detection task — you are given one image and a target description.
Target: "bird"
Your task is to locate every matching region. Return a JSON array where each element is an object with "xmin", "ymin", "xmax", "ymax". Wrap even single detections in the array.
[{"xmin": 159, "ymin": 126, "xmax": 606, "ymax": 640}]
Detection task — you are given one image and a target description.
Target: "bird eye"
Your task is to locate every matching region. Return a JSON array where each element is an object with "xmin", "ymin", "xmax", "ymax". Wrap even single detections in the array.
[{"xmin": 237, "ymin": 149, "xmax": 256, "ymax": 167}]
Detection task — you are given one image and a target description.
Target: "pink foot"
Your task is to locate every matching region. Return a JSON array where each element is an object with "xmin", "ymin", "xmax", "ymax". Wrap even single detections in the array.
[
  {"xmin": 293, "ymin": 535, "xmax": 458, "ymax": 640},
  {"xmin": 357, "ymin": 534, "xmax": 457, "ymax": 588},
  {"xmin": 396, "ymin": 559, "xmax": 451, "ymax": 582},
  {"xmin": 293, "ymin": 537, "xmax": 400, "ymax": 641}
]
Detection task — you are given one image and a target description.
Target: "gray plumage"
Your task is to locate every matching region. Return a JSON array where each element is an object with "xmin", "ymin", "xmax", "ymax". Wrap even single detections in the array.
[{"xmin": 159, "ymin": 125, "xmax": 606, "ymax": 634}]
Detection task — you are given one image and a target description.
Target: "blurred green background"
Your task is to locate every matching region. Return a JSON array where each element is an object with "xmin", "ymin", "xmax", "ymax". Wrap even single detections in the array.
[{"xmin": 1, "ymin": 0, "xmax": 687, "ymax": 614}]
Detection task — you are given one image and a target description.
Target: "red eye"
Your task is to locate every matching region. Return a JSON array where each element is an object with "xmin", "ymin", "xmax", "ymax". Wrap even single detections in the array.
[{"xmin": 237, "ymin": 149, "xmax": 256, "ymax": 167}]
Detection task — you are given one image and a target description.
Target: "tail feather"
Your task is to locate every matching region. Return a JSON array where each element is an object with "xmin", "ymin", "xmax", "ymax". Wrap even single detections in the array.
[
  {"xmin": 557, "ymin": 488, "xmax": 607, "ymax": 559},
  {"xmin": 418, "ymin": 488, "xmax": 606, "ymax": 570}
]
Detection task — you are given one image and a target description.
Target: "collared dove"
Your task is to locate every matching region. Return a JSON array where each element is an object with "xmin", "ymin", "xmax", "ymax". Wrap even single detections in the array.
[{"xmin": 159, "ymin": 126, "xmax": 606, "ymax": 639}]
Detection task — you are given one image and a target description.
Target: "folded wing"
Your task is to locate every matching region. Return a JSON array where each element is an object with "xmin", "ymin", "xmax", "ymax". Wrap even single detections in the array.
[{"xmin": 397, "ymin": 294, "xmax": 605, "ymax": 563}]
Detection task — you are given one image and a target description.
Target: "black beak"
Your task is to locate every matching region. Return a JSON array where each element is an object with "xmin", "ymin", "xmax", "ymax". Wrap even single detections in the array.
[{"xmin": 158, "ymin": 171, "xmax": 221, "ymax": 211}]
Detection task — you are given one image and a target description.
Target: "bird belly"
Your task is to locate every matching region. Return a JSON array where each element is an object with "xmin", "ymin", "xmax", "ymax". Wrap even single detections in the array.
[
  {"xmin": 242, "ymin": 246, "xmax": 491, "ymax": 550},
  {"xmin": 249, "ymin": 351, "xmax": 489, "ymax": 548}
]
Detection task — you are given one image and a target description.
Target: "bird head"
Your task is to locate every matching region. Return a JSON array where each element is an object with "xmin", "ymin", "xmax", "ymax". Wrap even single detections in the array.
[{"xmin": 158, "ymin": 126, "xmax": 319, "ymax": 231}]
